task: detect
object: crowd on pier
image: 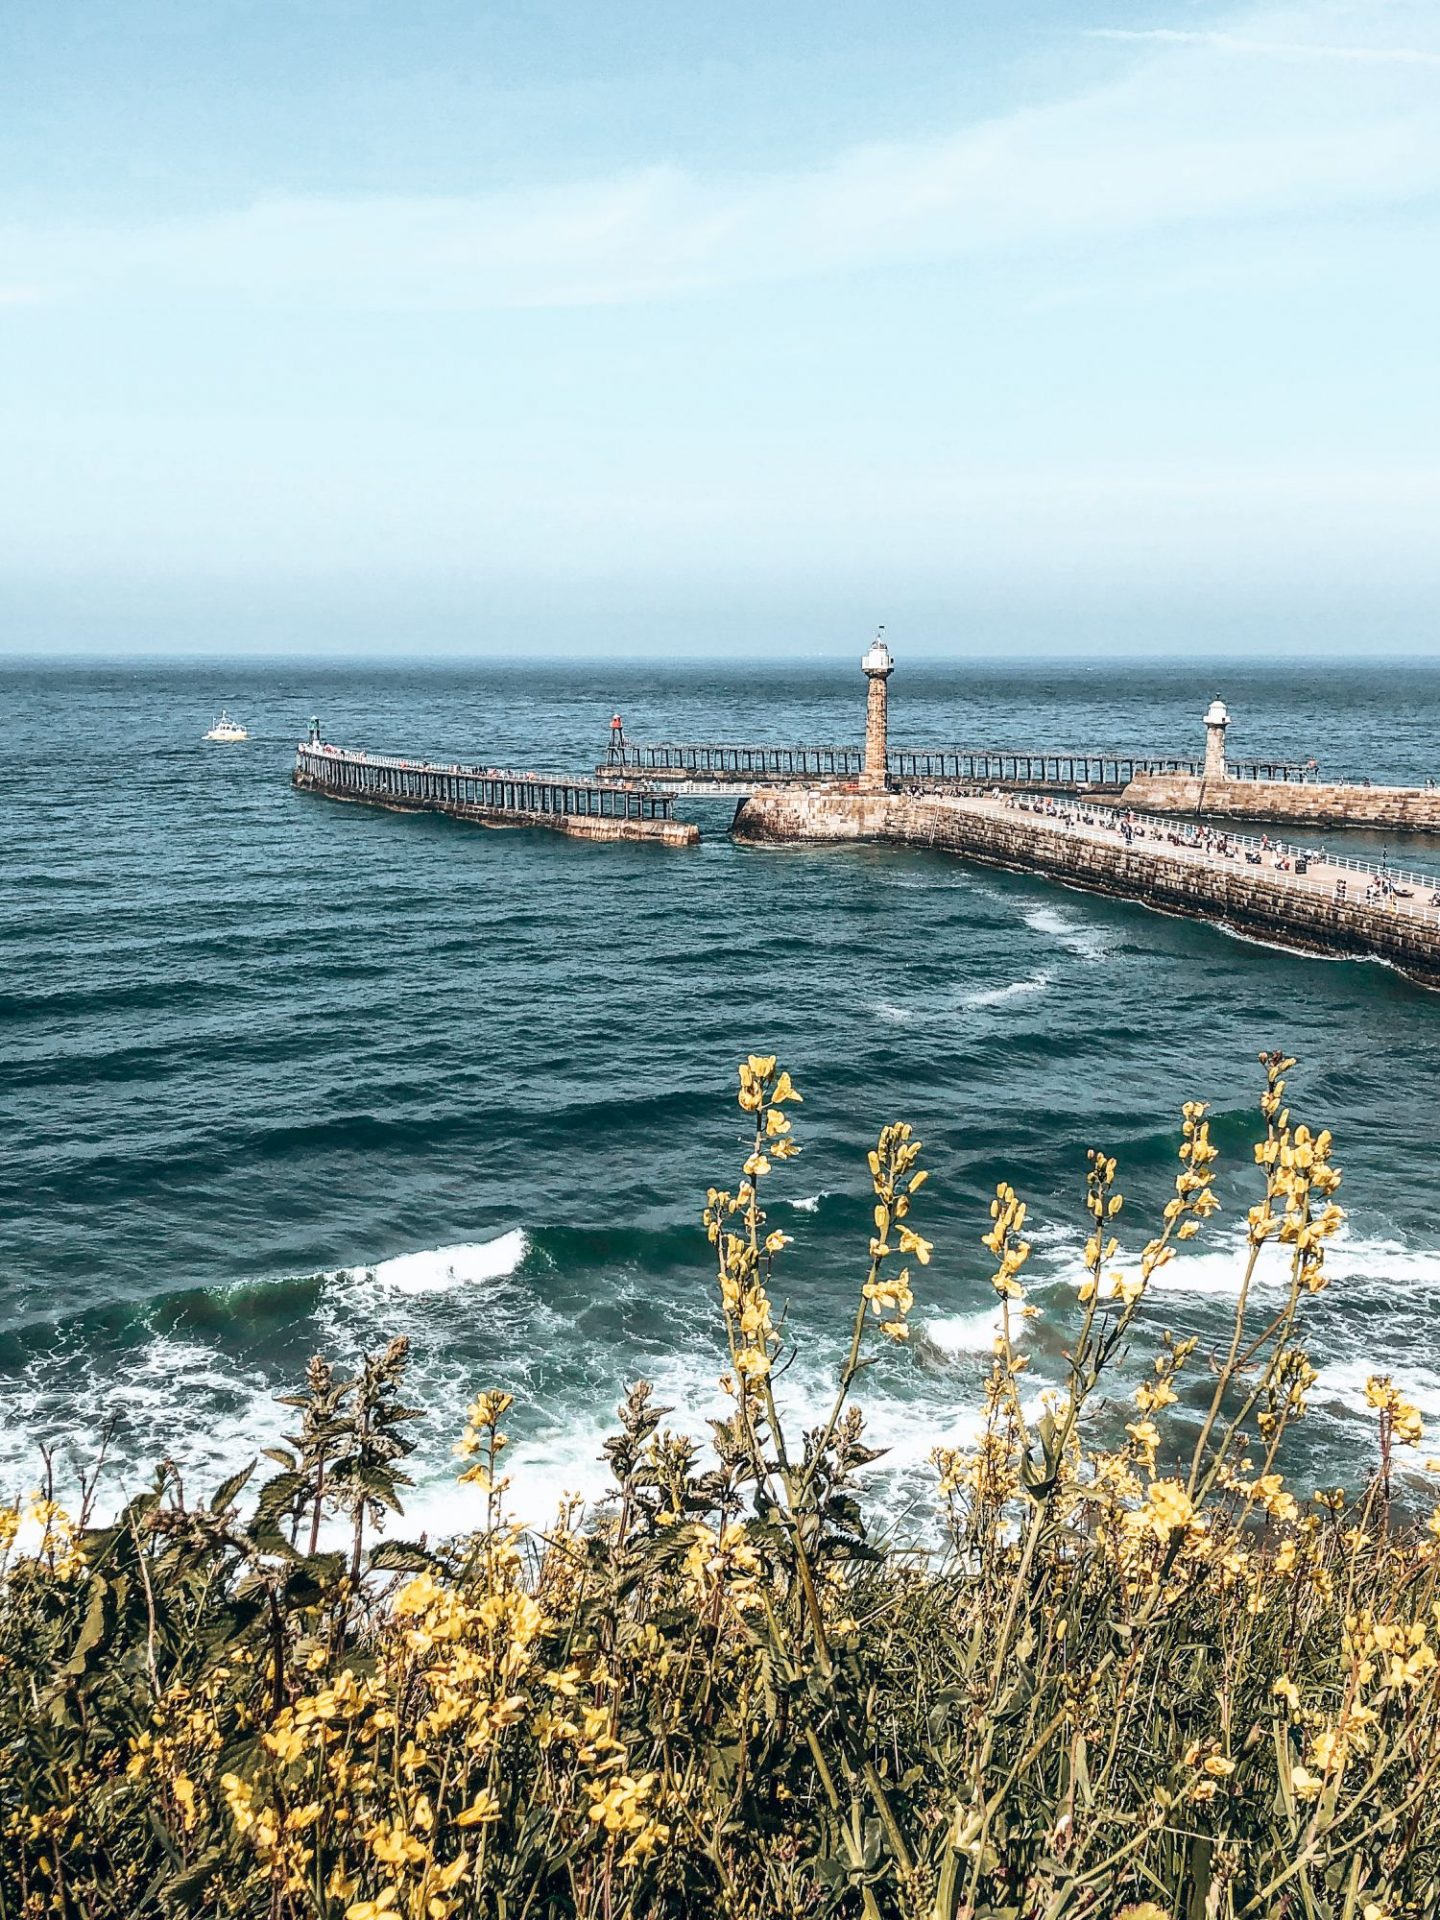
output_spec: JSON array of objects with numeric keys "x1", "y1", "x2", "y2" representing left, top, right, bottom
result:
[{"x1": 999, "y1": 791, "x2": 1440, "y2": 911}]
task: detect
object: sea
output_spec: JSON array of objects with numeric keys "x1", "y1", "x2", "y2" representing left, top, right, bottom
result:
[{"x1": 4, "y1": 655, "x2": 1439, "y2": 1542}]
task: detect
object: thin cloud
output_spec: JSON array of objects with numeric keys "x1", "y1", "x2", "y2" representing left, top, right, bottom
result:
[
  {"x1": 1086, "y1": 28, "x2": 1440, "y2": 66},
  {"x1": 4, "y1": 6, "x2": 1439, "y2": 310}
]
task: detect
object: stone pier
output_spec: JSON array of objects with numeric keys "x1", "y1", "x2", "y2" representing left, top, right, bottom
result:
[
  {"x1": 1120, "y1": 695, "x2": 1440, "y2": 829},
  {"x1": 1121, "y1": 771, "x2": 1440, "y2": 832},
  {"x1": 732, "y1": 788, "x2": 1440, "y2": 991}
]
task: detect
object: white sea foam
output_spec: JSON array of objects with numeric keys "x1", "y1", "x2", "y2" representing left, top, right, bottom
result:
[
  {"x1": 788, "y1": 1192, "x2": 826, "y2": 1213},
  {"x1": 1323, "y1": 1236, "x2": 1440, "y2": 1295},
  {"x1": 960, "y1": 971, "x2": 1052, "y2": 1009},
  {"x1": 13, "y1": 1215, "x2": 1440, "y2": 1546},
  {"x1": 0, "y1": 1333, "x2": 292, "y2": 1512},
  {"x1": 1030, "y1": 1221, "x2": 1440, "y2": 1305},
  {"x1": 1314, "y1": 1359, "x2": 1440, "y2": 1423},
  {"x1": 0, "y1": 1232, "x2": 535, "y2": 1520},
  {"x1": 349, "y1": 1232, "x2": 528, "y2": 1297},
  {"x1": 1022, "y1": 903, "x2": 1109, "y2": 961},
  {"x1": 926, "y1": 1306, "x2": 1006, "y2": 1354},
  {"x1": 873, "y1": 1000, "x2": 916, "y2": 1025}
]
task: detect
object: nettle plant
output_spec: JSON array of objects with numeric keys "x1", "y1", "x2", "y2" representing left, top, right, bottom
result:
[{"x1": 2, "y1": 1054, "x2": 1439, "y2": 1920}]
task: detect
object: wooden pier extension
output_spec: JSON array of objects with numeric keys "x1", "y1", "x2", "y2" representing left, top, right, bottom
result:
[
  {"x1": 294, "y1": 741, "x2": 698, "y2": 847},
  {"x1": 599, "y1": 734, "x2": 1313, "y2": 796}
]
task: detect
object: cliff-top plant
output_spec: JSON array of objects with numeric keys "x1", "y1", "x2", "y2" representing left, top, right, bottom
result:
[{"x1": 2, "y1": 1053, "x2": 1438, "y2": 1919}]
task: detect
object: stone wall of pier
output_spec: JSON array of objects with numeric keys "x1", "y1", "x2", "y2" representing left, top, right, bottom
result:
[
  {"x1": 731, "y1": 789, "x2": 1440, "y2": 990},
  {"x1": 1121, "y1": 773, "x2": 1440, "y2": 832}
]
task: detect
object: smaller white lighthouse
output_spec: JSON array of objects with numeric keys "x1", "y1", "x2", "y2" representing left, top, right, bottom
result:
[
  {"x1": 861, "y1": 629, "x2": 894, "y2": 792},
  {"x1": 1203, "y1": 697, "x2": 1230, "y2": 781}
]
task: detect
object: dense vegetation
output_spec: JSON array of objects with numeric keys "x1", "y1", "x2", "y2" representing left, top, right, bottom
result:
[{"x1": 3, "y1": 1053, "x2": 1438, "y2": 1920}]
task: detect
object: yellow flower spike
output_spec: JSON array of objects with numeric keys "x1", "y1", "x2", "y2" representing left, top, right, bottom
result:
[{"x1": 172, "y1": 1776, "x2": 197, "y2": 1830}]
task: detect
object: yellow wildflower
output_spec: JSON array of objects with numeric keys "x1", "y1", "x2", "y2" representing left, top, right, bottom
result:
[{"x1": 455, "y1": 1791, "x2": 501, "y2": 1828}]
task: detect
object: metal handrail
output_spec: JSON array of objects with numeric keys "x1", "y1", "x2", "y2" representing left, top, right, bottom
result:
[{"x1": 300, "y1": 742, "x2": 619, "y2": 793}]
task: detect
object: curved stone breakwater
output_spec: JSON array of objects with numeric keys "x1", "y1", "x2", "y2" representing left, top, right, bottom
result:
[
  {"x1": 294, "y1": 742, "x2": 699, "y2": 847},
  {"x1": 733, "y1": 788, "x2": 1440, "y2": 991},
  {"x1": 1122, "y1": 772, "x2": 1440, "y2": 832}
]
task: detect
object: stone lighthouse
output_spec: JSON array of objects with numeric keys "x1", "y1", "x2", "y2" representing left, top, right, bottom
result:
[
  {"x1": 1203, "y1": 697, "x2": 1230, "y2": 781},
  {"x1": 861, "y1": 628, "x2": 894, "y2": 791}
]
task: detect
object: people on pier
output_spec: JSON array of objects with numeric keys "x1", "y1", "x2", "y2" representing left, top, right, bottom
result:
[{"x1": 993, "y1": 788, "x2": 1434, "y2": 915}]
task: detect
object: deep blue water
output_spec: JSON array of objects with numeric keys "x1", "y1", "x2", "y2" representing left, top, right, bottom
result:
[{"x1": 3, "y1": 656, "x2": 1439, "y2": 1535}]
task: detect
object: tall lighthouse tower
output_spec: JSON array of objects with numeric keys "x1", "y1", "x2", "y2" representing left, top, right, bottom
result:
[{"x1": 861, "y1": 628, "x2": 894, "y2": 792}]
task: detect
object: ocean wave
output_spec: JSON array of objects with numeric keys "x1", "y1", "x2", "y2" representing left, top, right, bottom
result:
[
  {"x1": 343, "y1": 1232, "x2": 528, "y2": 1297},
  {"x1": 1025, "y1": 1218, "x2": 1440, "y2": 1305},
  {"x1": 0, "y1": 1332, "x2": 292, "y2": 1509},
  {"x1": 960, "y1": 971, "x2": 1052, "y2": 1009},
  {"x1": 0, "y1": 1265, "x2": 992, "y2": 1547},
  {"x1": 1021, "y1": 904, "x2": 1110, "y2": 961},
  {"x1": 1313, "y1": 1358, "x2": 1440, "y2": 1423},
  {"x1": 8, "y1": 1217, "x2": 1440, "y2": 1546},
  {"x1": 926, "y1": 1306, "x2": 1006, "y2": 1354}
]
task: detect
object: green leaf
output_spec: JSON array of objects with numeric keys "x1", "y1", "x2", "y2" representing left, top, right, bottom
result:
[
  {"x1": 368, "y1": 1539, "x2": 437, "y2": 1573},
  {"x1": 62, "y1": 1578, "x2": 109, "y2": 1676},
  {"x1": 209, "y1": 1463, "x2": 257, "y2": 1515}
]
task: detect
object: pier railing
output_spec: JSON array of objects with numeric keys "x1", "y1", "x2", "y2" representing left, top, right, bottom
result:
[
  {"x1": 888, "y1": 749, "x2": 1205, "y2": 787},
  {"x1": 602, "y1": 739, "x2": 1316, "y2": 789},
  {"x1": 1003, "y1": 793, "x2": 1440, "y2": 926},
  {"x1": 604, "y1": 741, "x2": 865, "y2": 778},
  {"x1": 297, "y1": 743, "x2": 679, "y2": 822}
]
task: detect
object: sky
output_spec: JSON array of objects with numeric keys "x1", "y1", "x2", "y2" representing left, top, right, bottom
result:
[{"x1": 1, "y1": 0, "x2": 1438, "y2": 658}]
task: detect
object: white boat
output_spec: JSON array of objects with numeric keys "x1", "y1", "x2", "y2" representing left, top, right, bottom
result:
[{"x1": 204, "y1": 710, "x2": 249, "y2": 742}]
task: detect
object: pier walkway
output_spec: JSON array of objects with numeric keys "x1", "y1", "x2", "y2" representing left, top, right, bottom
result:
[
  {"x1": 732, "y1": 786, "x2": 1440, "y2": 990},
  {"x1": 997, "y1": 794, "x2": 1440, "y2": 929},
  {"x1": 293, "y1": 741, "x2": 698, "y2": 847},
  {"x1": 598, "y1": 734, "x2": 1312, "y2": 795}
]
